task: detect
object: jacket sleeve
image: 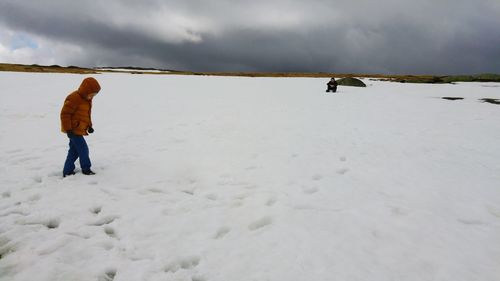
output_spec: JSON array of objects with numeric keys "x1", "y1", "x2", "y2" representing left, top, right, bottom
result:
[
  {"x1": 89, "y1": 100, "x2": 93, "y2": 128},
  {"x1": 60, "y1": 97, "x2": 78, "y2": 132}
]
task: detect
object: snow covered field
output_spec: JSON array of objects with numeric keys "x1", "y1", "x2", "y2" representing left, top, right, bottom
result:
[{"x1": 0, "y1": 72, "x2": 499, "y2": 281}]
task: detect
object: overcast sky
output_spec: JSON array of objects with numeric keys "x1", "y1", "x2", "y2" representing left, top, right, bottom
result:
[{"x1": 1, "y1": 0, "x2": 499, "y2": 74}]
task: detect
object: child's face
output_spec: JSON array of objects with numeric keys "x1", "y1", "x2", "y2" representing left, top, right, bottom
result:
[{"x1": 87, "y1": 92, "x2": 98, "y2": 100}]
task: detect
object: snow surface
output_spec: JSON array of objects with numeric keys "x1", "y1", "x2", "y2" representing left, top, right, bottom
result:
[{"x1": 0, "y1": 72, "x2": 499, "y2": 281}]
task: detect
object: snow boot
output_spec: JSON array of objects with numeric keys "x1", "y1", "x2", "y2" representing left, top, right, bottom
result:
[
  {"x1": 63, "y1": 171, "x2": 76, "y2": 177},
  {"x1": 82, "y1": 170, "x2": 96, "y2": 175}
]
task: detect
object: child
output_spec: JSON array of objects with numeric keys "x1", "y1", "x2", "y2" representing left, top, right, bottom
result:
[{"x1": 60, "y1": 77, "x2": 101, "y2": 177}]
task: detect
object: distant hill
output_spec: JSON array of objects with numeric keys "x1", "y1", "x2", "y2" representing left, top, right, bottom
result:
[
  {"x1": 0, "y1": 63, "x2": 97, "y2": 74},
  {"x1": 1, "y1": 63, "x2": 499, "y2": 83}
]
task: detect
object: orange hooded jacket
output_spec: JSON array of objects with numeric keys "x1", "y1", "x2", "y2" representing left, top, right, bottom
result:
[{"x1": 60, "y1": 77, "x2": 101, "y2": 136}]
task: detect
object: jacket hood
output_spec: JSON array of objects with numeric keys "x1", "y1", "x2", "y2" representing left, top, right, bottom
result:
[{"x1": 78, "y1": 77, "x2": 101, "y2": 98}]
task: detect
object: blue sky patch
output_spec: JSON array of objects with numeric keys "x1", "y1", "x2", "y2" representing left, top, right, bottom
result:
[{"x1": 10, "y1": 33, "x2": 38, "y2": 50}]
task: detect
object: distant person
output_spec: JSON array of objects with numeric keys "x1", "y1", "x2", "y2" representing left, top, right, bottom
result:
[
  {"x1": 326, "y1": 77, "x2": 338, "y2": 93},
  {"x1": 60, "y1": 77, "x2": 101, "y2": 177}
]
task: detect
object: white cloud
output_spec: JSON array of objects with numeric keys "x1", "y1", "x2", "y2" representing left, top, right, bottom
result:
[
  {"x1": 99, "y1": 3, "x2": 216, "y2": 44},
  {"x1": 0, "y1": 27, "x2": 85, "y2": 66}
]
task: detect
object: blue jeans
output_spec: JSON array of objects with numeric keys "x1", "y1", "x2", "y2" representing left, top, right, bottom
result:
[{"x1": 63, "y1": 135, "x2": 91, "y2": 175}]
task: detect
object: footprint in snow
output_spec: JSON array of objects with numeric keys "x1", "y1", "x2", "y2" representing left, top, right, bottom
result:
[
  {"x1": 89, "y1": 215, "x2": 119, "y2": 226},
  {"x1": 390, "y1": 206, "x2": 410, "y2": 216},
  {"x1": 90, "y1": 206, "x2": 102, "y2": 215},
  {"x1": 5, "y1": 149, "x2": 23, "y2": 154},
  {"x1": 0, "y1": 236, "x2": 14, "y2": 258},
  {"x1": 205, "y1": 193, "x2": 218, "y2": 200},
  {"x1": 66, "y1": 231, "x2": 92, "y2": 239},
  {"x1": 233, "y1": 193, "x2": 250, "y2": 200},
  {"x1": 98, "y1": 269, "x2": 117, "y2": 281},
  {"x1": 32, "y1": 176, "x2": 43, "y2": 184},
  {"x1": 213, "y1": 227, "x2": 230, "y2": 239},
  {"x1": 230, "y1": 200, "x2": 244, "y2": 208},
  {"x1": 182, "y1": 190, "x2": 195, "y2": 196},
  {"x1": 48, "y1": 171, "x2": 62, "y2": 178},
  {"x1": 104, "y1": 226, "x2": 119, "y2": 239},
  {"x1": 147, "y1": 187, "x2": 166, "y2": 193},
  {"x1": 136, "y1": 187, "x2": 161, "y2": 196},
  {"x1": 0, "y1": 209, "x2": 29, "y2": 217},
  {"x1": 302, "y1": 186, "x2": 319, "y2": 194},
  {"x1": 45, "y1": 218, "x2": 61, "y2": 229},
  {"x1": 311, "y1": 174, "x2": 323, "y2": 181},
  {"x1": 16, "y1": 217, "x2": 60, "y2": 229},
  {"x1": 248, "y1": 216, "x2": 273, "y2": 231},
  {"x1": 336, "y1": 168, "x2": 349, "y2": 175},
  {"x1": 164, "y1": 256, "x2": 201, "y2": 273},
  {"x1": 99, "y1": 188, "x2": 114, "y2": 195},
  {"x1": 37, "y1": 236, "x2": 73, "y2": 255},
  {"x1": 266, "y1": 197, "x2": 277, "y2": 206},
  {"x1": 457, "y1": 218, "x2": 488, "y2": 226}
]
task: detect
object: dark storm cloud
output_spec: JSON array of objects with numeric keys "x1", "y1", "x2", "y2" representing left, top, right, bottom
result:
[{"x1": 1, "y1": 0, "x2": 499, "y2": 74}]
